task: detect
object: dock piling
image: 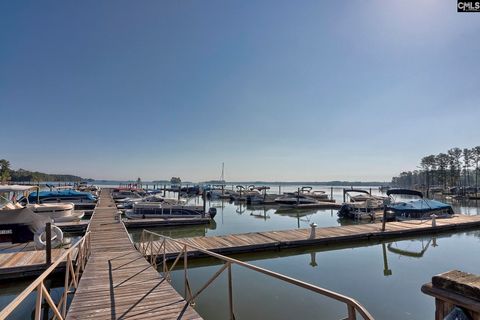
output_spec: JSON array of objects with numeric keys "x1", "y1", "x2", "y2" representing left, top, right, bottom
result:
[
  {"x1": 309, "y1": 223, "x2": 317, "y2": 239},
  {"x1": 45, "y1": 222, "x2": 52, "y2": 265}
]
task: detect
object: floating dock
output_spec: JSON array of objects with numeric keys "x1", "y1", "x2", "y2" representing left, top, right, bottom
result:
[
  {"x1": 0, "y1": 248, "x2": 76, "y2": 280},
  {"x1": 66, "y1": 189, "x2": 201, "y2": 319},
  {"x1": 139, "y1": 214, "x2": 480, "y2": 260}
]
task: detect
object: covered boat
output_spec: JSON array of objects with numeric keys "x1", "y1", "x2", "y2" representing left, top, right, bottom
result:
[
  {"x1": 386, "y1": 189, "x2": 454, "y2": 221},
  {"x1": 22, "y1": 189, "x2": 97, "y2": 210}
]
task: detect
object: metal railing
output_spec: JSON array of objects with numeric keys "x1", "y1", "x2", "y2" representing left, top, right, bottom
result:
[
  {"x1": 139, "y1": 229, "x2": 374, "y2": 320},
  {"x1": 0, "y1": 232, "x2": 91, "y2": 320}
]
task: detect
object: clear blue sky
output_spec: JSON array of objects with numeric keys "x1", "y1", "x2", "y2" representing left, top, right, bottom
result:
[{"x1": 1, "y1": 0, "x2": 479, "y2": 182}]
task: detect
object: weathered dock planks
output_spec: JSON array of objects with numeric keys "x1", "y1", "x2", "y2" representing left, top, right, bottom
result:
[
  {"x1": 139, "y1": 214, "x2": 480, "y2": 260},
  {"x1": 0, "y1": 248, "x2": 75, "y2": 279},
  {"x1": 66, "y1": 189, "x2": 201, "y2": 320}
]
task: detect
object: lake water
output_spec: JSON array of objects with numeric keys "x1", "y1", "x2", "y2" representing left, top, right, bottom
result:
[
  {"x1": 131, "y1": 186, "x2": 480, "y2": 319},
  {"x1": 1, "y1": 186, "x2": 479, "y2": 319}
]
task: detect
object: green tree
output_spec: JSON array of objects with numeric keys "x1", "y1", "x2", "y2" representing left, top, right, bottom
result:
[
  {"x1": 420, "y1": 155, "x2": 436, "y2": 190},
  {"x1": 0, "y1": 159, "x2": 11, "y2": 183},
  {"x1": 463, "y1": 148, "x2": 472, "y2": 187},
  {"x1": 473, "y1": 146, "x2": 480, "y2": 194},
  {"x1": 435, "y1": 153, "x2": 449, "y2": 189},
  {"x1": 448, "y1": 148, "x2": 462, "y2": 187}
]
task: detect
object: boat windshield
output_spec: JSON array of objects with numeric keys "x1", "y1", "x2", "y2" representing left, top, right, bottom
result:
[{"x1": 0, "y1": 185, "x2": 38, "y2": 208}]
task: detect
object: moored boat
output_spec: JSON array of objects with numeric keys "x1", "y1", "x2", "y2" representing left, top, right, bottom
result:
[
  {"x1": 125, "y1": 202, "x2": 217, "y2": 219},
  {"x1": 274, "y1": 194, "x2": 319, "y2": 206},
  {"x1": 385, "y1": 189, "x2": 454, "y2": 221},
  {"x1": 22, "y1": 189, "x2": 97, "y2": 210},
  {"x1": 0, "y1": 185, "x2": 65, "y2": 248},
  {"x1": 5, "y1": 185, "x2": 84, "y2": 222},
  {"x1": 337, "y1": 189, "x2": 385, "y2": 220}
]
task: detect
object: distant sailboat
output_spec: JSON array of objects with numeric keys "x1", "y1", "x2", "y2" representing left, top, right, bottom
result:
[{"x1": 220, "y1": 162, "x2": 225, "y2": 185}]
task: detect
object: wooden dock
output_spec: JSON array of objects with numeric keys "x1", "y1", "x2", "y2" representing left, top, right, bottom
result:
[
  {"x1": 66, "y1": 189, "x2": 201, "y2": 320},
  {"x1": 0, "y1": 248, "x2": 75, "y2": 280},
  {"x1": 140, "y1": 214, "x2": 480, "y2": 260}
]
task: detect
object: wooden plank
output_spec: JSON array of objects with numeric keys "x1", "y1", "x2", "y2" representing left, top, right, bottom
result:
[{"x1": 143, "y1": 215, "x2": 480, "y2": 260}]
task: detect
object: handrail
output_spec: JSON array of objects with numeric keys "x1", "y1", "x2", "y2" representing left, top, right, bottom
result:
[
  {"x1": 0, "y1": 231, "x2": 91, "y2": 320},
  {"x1": 140, "y1": 229, "x2": 374, "y2": 320}
]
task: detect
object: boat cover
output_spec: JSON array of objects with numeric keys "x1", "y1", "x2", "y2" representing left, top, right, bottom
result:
[
  {"x1": 388, "y1": 199, "x2": 450, "y2": 211},
  {"x1": 26, "y1": 190, "x2": 96, "y2": 202}
]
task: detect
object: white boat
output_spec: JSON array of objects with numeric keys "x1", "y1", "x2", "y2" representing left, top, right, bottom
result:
[
  {"x1": 4, "y1": 185, "x2": 85, "y2": 223},
  {"x1": 297, "y1": 187, "x2": 331, "y2": 201},
  {"x1": 119, "y1": 195, "x2": 181, "y2": 209},
  {"x1": 337, "y1": 189, "x2": 385, "y2": 220},
  {"x1": 27, "y1": 203, "x2": 84, "y2": 222},
  {"x1": 0, "y1": 185, "x2": 65, "y2": 248},
  {"x1": 125, "y1": 202, "x2": 216, "y2": 219},
  {"x1": 274, "y1": 194, "x2": 319, "y2": 206}
]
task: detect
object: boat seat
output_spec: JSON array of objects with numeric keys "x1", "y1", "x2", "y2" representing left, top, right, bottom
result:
[
  {"x1": 1, "y1": 203, "x2": 16, "y2": 210},
  {"x1": 14, "y1": 202, "x2": 24, "y2": 209}
]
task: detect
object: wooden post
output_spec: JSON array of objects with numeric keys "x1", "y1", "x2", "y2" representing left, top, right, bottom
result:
[
  {"x1": 331, "y1": 187, "x2": 333, "y2": 201},
  {"x1": 382, "y1": 243, "x2": 392, "y2": 276},
  {"x1": 382, "y1": 208, "x2": 387, "y2": 232},
  {"x1": 228, "y1": 263, "x2": 234, "y2": 320},
  {"x1": 343, "y1": 189, "x2": 346, "y2": 203},
  {"x1": 163, "y1": 185, "x2": 166, "y2": 197},
  {"x1": 297, "y1": 188, "x2": 300, "y2": 206},
  {"x1": 422, "y1": 270, "x2": 480, "y2": 320},
  {"x1": 202, "y1": 192, "x2": 206, "y2": 218},
  {"x1": 34, "y1": 283, "x2": 43, "y2": 320},
  {"x1": 278, "y1": 185, "x2": 281, "y2": 195},
  {"x1": 46, "y1": 222, "x2": 52, "y2": 265}
]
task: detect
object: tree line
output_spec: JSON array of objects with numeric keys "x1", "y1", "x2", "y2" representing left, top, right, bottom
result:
[
  {"x1": 0, "y1": 159, "x2": 84, "y2": 183},
  {"x1": 391, "y1": 147, "x2": 480, "y2": 191}
]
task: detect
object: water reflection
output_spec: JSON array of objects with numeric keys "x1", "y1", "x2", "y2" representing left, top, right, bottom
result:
[
  {"x1": 129, "y1": 186, "x2": 480, "y2": 241},
  {"x1": 164, "y1": 232, "x2": 480, "y2": 320},
  {"x1": 0, "y1": 276, "x2": 67, "y2": 320}
]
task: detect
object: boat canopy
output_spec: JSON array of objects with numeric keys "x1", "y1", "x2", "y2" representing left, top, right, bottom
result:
[
  {"x1": 387, "y1": 189, "x2": 423, "y2": 198},
  {"x1": 344, "y1": 189, "x2": 370, "y2": 195},
  {"x1": 0, "y1": 185, "x2": 38, "y2": 193},
  {"x1": 26, "y1": 189, "x2": 96, "y2": 202}
]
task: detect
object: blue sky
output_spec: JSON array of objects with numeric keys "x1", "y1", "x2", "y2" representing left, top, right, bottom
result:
[{"x1": 1, "y1": 0, "x2": 479, "y2": 182}]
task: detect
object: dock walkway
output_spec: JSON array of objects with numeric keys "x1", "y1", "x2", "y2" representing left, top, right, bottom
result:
[
  {"x1": 140, "y1": 214, "x2": 480, "y2": 259},
  {"x1": 66, "y1": 189, "x2": 201, "y2": 320}
]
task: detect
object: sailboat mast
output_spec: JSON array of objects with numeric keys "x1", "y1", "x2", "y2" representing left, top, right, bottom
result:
[{"x1": 221, "y1": 162, "x2": 224, "y2": 182}]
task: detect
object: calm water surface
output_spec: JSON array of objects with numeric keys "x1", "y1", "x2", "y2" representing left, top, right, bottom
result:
[
  {"x1": 1, "y1": 186, "x2": 479, "y2": 319},
  {"x1": 134, "y1": 186, "x2": 480, "y2": 319},
  {"x1": 165, "y1": 231, "x2": 480, "y2": 320}
]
